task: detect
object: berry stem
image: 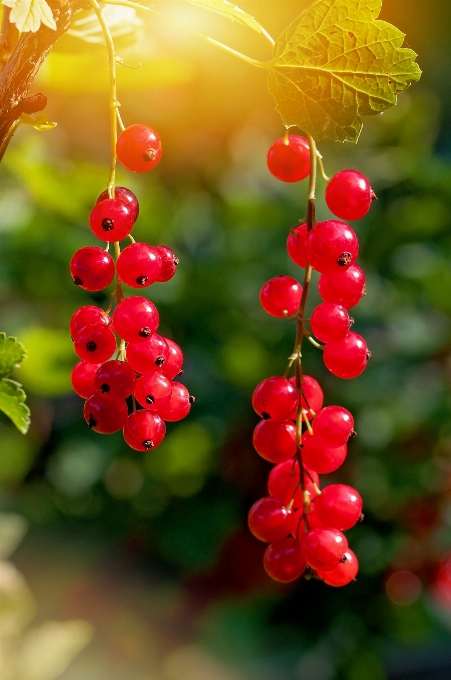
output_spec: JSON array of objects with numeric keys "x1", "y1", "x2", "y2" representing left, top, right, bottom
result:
[{"x1": 316, "y1": 151, "x2": 330, "y2": 183}]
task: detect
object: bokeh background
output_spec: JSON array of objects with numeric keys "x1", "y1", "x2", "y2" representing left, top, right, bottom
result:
[{"x1": 1, "y1": 1, "x2": 451, "y2": 679}]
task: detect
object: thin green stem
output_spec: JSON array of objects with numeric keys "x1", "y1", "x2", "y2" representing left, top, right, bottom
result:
[{"x1": 316, "y1": 150, "x2": 330, "y2": 183}]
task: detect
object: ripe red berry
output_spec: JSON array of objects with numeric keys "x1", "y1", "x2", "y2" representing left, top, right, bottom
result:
[
  {"x1": 310, "y1": 303, "x2": 351, "y2": 343},
  {"x1": 113, "y1": 296, "x2": 159, "y2": 344},
  {"x1": 325, "y1": 170, "x2": 373, "y2": 221},
  {"x1": 323, "y1": 332, "x2": 369, "y2": 379},
  {"x1": 301, "y1": 432, "x2": 347, "y2": 474},
  {"x1": 267, "y1": 135, "x2": 310, "y2": 183},
  {"x1": 318, "y1": 264, "x2": 365, "y2": 309},
  {"x1": 252, "y1": 376, "x2": 299, "y2": 421},
  {"x1": 74, "y1": 323, "x2": 117, "y2": 363},
  {"x1": 263, "y1": 537, "x2": 307, "y2": 582},
  {"x1": 83, "y1": 393, "x2": 128, "y2": 433},
  {"x1": 96, "y1": 186, "x2": 139, "y2": 222},
  {"x1": 317, "y1": 549, "x2": 359, "y2": 586},
  {"x1": 155, "y1": 246, "x2": 179, "y2": 282},
  {"x1": 126, "y1": 334, "x2": 169, "y2": 374},
  {"x1": 94, "y1": 360, "x2": 136, "y2": 401},
  {"x1": 268, "y1": 460, "x2": 319, "y2": 507},
  {"x1": 287, "y1": 223, "x2": 308, "y2": 268},
  {"x1": 134, "y1": 372, "x2": 172, "y2": 411},
  {"x1": 160, "y1": 338, "x2": 184, "y2": 379},
  {"x1": 260, "y1": 276, "x2": 303, "y2": 318},
  {"x1": 306, "y1": 220, "x2": 359, "y2": 274},
  {"x1": 116, "y1": 124, "x2": 162, "y2": 173},
  {"x1": 313, "y1": 406, "x2": 354, "y2": 447},
  {"x1": 248, "y1": 497, "x2": 292, "y2": 543},
  {"x1": 70, "y1": 305, "x2": 111, "y2": 341},
  {"x1": 289, "y1": 375, "x2": 324, "y2": 419},
  {"x1": 70, "y1": 246, "x2": 115, "y2": 291},
  {"x1": 90, "y1": 198, "x2": 135, "y2": 242},
  {"x1": 253, "y1": 419, "x2": 296, "y2": 464},
  {"x1": 314, "y1": 484, "x2": 362, "y2": 531},
  {"x1": 117, "y1": 243, "x2": 162, "y2": 288},
  {"x1": 301, "y1": 528, "x2": 348, "y2": 572},
  {"x1": 123, "y1": 410, "x2": 166, "y2": 451},
  {"x1": 157, "y1": 382, "x2": 193, "y2": 422},
  {"x1": 71, "y1": 361, "x2": 101, "y2": 399}
]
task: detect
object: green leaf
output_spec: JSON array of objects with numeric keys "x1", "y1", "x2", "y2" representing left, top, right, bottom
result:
[
  {"x1": 186, "y1": 0, "x2": 270, "y2": 38},
  {"x1": 0, "y1": 379, "x2": 30, "y2": 435},
  {"x1": 19, "y1": 113, "x2": 57, "y2": 132},
  {"x1": 3, "y1": 0, "x2": 56, "y2": 33},
  {"x1": 267, "y1": 0, "x2": 421, "y2": 142},
  {"x1": 0, "y1": 333, "x2": 26, "y2": 380}
]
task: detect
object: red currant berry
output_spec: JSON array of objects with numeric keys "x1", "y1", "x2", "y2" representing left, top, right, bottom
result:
[
  {"x1": 123, "y1": 410, "x2": 166, "y2": 451},
  {"x1": 160, "y1": 338, "x2": 184, "y2": 380},
  {"x1": 313, "y1": 406, "x2": 354, "y2": 447},
  {"x1": 94, "y1": 360, "x2": 136, "y2": 401},
  {"x1": 260, "y1": 276, "x2": 302, "y2": 318},
  {"x1": 126, "y1": 334, "x2": 169, "y2": 374},
  {"x1": 90, "y1": 198, "x2": 135, "y2": 242},
  {"x1": 268, "y1": 460, "x2": 319, "y2": 507},
  {"x1": 267, "y1": 135, "x2": 310, "y2": 183},
  {"x1": 83, "y1": 393, "x2": 128, "y2": 434},
  {"x1": 307, "y1": 220, "x2": 359, "y2": 274},
  {"x1": 252, "y1": 376, "x2": 299, "y2": 421},
  {"x1": 263, "y1": 537, "x2": 307, "y2": 582},
  {"x1": 248, "y1": 497, "x2": 292, "y2": 543},
  {"x1": 301, "y1": 528, "x2": 348, "y2": 572},
  {"x1": 157, "y1": 382, "x2": 193, "y2": 422},
  {"x1": 310, "y1": 303, "x2": 351, "y2": 343},
  {"x1": 134, "y1": 372, "x2": 172, "y2": 411},
  {"x1": 96, "y1": 186, "x2": 139, "y2": 222},
  {"x1": 155, "y1": 246, "x2": 179, "y2": 282},
  {"x1": 317, "y1": 549, "x2": 359, "y2": 586},
  {"x1": 323, "y1": 332, "x2": 369, "y2": 379},
  {"x1": 253, "y1": 419, "x2": 296, "y2": 464},
  {"x1": 70, "y1": 246, "x2": 115, "y2": 291},
  {"x1": 287, "y1": 222, "x2": 308, "y2": 268},
  {"x1": 301, "y1": 432, "x2": 347, "y2": 474},
  {"x1": 74, "y1": 323, "x2": 117, "y2": 363},
  {"x1": 70, "y1": 305, "x2": 111, "y2": 341},
  {"x1": 325, "y1": 170, "x2": 373, "y2": 221},
  {"x1": 318, "y1": 265, "x2": 365, "y2": 309},
  {"x1": 314, "y1": 484, "x2": 362, "y2": 531},
  {"x1": 71, "y1": 361, "x2": 101, "y2": 399},
  {"x1": 289, "y1": 375, "x2": 324, "y2": 419},
  {"x1": 116, "y1": 124, "x2": 162, "y2": 173},
  {"x1": 117, "y1": 243, "x2": 162, "y2": 288},
  {"x1": 113, "y1": 296, "x2": 159, "y2": 344}
]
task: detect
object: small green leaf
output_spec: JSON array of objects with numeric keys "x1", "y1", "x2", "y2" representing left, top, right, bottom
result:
[
  {"x1": 3, "y1": 0, "x2": 57, "y2": 33},
  {"x1": 0, "y1": 379, "x2": 30, "y2": 435},
  {"x1": 267, "y1": 0, "x2": 421, "y2": 142},
  {"x1": 186, "y1": 0, "x2": 270, "y2": 38},
  {"x1": 19, "y1": 113, "x2": 57, "y2": 132},
  {"x1": 0, "y1": 333, "x2": 26, "y2": 380}
]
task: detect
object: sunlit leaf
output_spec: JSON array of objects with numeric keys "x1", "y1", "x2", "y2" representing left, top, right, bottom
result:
[
  {"x1": 0, "y1": 333, "x2": 26, "y2": 379},
  {"x1": 19, "y1": 113, "x2": 57, "y2": 132},
  {"x1": 3, "y1": 0, "x2": 56, "y2": 33},
  {"x1": 186, "y1": 0, "x2": 271, "y2": 39},
  {"x1": 55, "y1": 5, "x2": 143, "y2": 53},
  {"x1": 0, "y1": 379, "x2": 30, "y2": 435}
]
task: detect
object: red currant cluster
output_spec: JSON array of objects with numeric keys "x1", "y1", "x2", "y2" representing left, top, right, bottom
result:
[
  {"x1": 69, "y1": 125, "x2": 193, "y2": 451},
  {"x1": 247, "y1": 134, "x2": 373, "y2": 586}
]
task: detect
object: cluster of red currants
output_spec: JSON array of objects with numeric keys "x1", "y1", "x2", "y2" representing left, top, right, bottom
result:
[
  {"x1": 246, "y1": 134, "x2": 373, "y2": 586},
  {"x1": 69, "y1": 125, "x2": 193, "y2": 451}
]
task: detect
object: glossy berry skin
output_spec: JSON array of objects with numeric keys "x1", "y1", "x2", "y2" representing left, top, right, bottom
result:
[
  {"x1": 117, "y1": 243, "x2": 162, "y2": 288},
  {"x1": 310, "y1": 303, "x2": 350, "y2": 343},
  {"x1": 113, "y1": 296, "x2": 159, "y2": 344},
  {"x1": 287, "y1": 223, "x2": 308, "y2": 268},
  {"x1": 155, "y1": 246, "x2": 178, "y2": 282},
  {"x1": 97, "y1": 186, "x2": 139, "y2": 222},
  {"x1": 318, "y1": 264, "x2": 365, "y2": 309},
  {"x1": 268, "y1": 460, "x2": 319, "y2": 507},
  {"x1": 263, "y1": 537, "x2": 307, "y2": 582},
  {"x1": 83, "y1": 393, "x2": 128, "y2": 434},
  {"x1": 123, "y1": 410, "x2": 166, "y2": 451},
  {"x1": 70, "y1": 246, "x2": 115, "y2": 291},
  {"x1": 70, "y1": 306, "x2": 111, "y2": 341},
  {"x1": 117, "y1": 124, "x2": 162, "y2": 173},
  {"x1": 317, "y1": 549, "x2": 359, "y2": 586},
  {"x1": 314, "y1": 484, "x2": 362, "y2": 531},
  {"x1": 307, "y1": 220, "x2": 359, "y2": 274},
  {"x1": 289, "y1": 375, "x2": 324, "y2": 419},
  {"x1": 126, "y1": 334, "x2": 169, "y2": 374},
  {"x1": 71, "y1": 361, "x2": 101, "y2": 399},
  {"x1": 248, "y1": 497, "x2": 292, "y2": 543},
  {"x1": 134, "y1": 372, "x2": 172, "y2": 411},
  {"x1": 160, "y1": 338, "x2": 184, "y2": 379},
  {"x1": 252, "y1": 376, "x2": 299, "y2": 421},
  {"x1": 301, "y1": 528, "x2": 348, "y2": 572},
  {"x1": 74, "y1": 323, "x2": 117, "y2": 363},
  {"x1": 313, "y1": 406, "x2": 354, "y2": 447},
  {"x1": 301, "y1": 432, "x2": 347, "y2": 474},
  {"x1": 267, "y1": 135, "x2": 310, "y2": 183},
  {"x1": 260, "y1": 276, "x2": 302, "y2": 318},
  {"x1": 157, "y1": 382, "x2": 192, "y2": 422},
  {"x1": 253, "y1": 419, "x2": 296, "y2": 464},
  {"x1": 94, "y1": 360, "x2": 136, "y2": 401},
  {"x1": 90, "y1": 198, "x2": 135, "y2": 242},
  {"x1": 323, "y1": 332, "x2": 369, "y2": 379},
  {"x1": 326, "y1": 170, "x2": 372, "y2": 221}
]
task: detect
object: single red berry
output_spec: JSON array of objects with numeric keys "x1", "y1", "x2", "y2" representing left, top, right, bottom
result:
[
  {"x1": 117, "y1": 243, "x2": 162, "y2": 288},
  {"x1": 310, "y1": 302, "x2": 351, "y2": 343},
  {"x1": 123, "y1": 410, "x2": 166, "y2": 451},
  {"x1": 248, "y1": 497, "x2": 292, "y2": 543},
  {"x1": 90, "y1": 198, "x2": 135, "y2": 242},
  {"x1": 70, "y1": 246, "x2": 115, "y2": 291},
  {"x1": 117, "y1": 124, "x2": 162, "y2": 173},
  {"x1": 325, "y1": 170, "x2": 373, "y2": 221},
  {"x1": 287, "y1": 223, "x2": 308, "y2": 268},
  {"x1": 252, "y1": 376, "x2": 299, "y2": 421},
  {"x1": 155, "y1": 246, "x2": 179, "y2": 282},
  {"x1": 157, "y1": 382, "x2": 193, "y2": 422},
  {"x1": 318, "y1": 265, "x2": 365, "y2": 309},
  {"x1": 301, "y1": 528, "x2": 348, "y2": 572},
  {"x1": 83, "y1": 393, "x2": 128, "y2": 434},
  {"x1": 313, "y1": 406, "x2": 354, "y2": 447},
  {"x1": 289, "y1": 375, "x2": 324, "y2": 419},
  {"x1": 71, "y1": 361, "x2": 101, "y2": 399},
  {"x1": 160, "y1": 338, "x2": 184, "y2": 380},
  {"x1": 268, "y1": 460, "x2": 319, "y2": 507},
  {"x1": 74, "y1": 323, "x2": 117, "y2": 363},
  {"x1": 307, "y1": 220, "x2": 359, "y2": 274},
  {"x1": 253, "y1": 419, "x2": 297, "y2": 464},
  {"x1": 94, "y1": 360, "x2": 136, "y2": 401},
  {"x1": 126, "y1": 334, "x2": 169, "y2": 374},
  {"x1": 113, "y1": 296, "x2": 159, "y2": 344},
  {"x1": 260, "y1": 276, "x2": 303, "y2": 318},
  {"x1": 263, "y1": 537, "x2": 307, "y2": 582},
  {"x1": 314, "y1": 484, "x2": 362, "y2": 531},
  {"x1": 323, "y1": 332, "x2": 369, "y2": 379},
  {"x1": 70, "y1": 305, "x2": 111, "y2": 341},
  {"x1": 301, "y1": 432, "x2": 347, "y2": 474},
  {"x1": 134, "y1": 372, "x2": 172, "y2": 411},
  {"x1": 317, "y1": 549, "x2": 359, "y2": 586},
  {"x1": 267, "y1": 135, "x2": 310, "y2": 183},
  {"x1": 96, "y1": 186, "x2": 139, "y2": 222}
]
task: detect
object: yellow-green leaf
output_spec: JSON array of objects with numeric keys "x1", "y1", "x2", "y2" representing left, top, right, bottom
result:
[
  {"x1": 186, "y1": 0, "x2": 270, "y2": 38},
  {"x1": 0, "y1": 333, "x2": 26, "y2": 379},
  {"x1": 19, "y1": 113, "x2": 57, "y2": 132},
  {"x1": 0, "y1": 379, "x2": 30, "y2": 435},
  {"x1": 3, "y1": 0, "x2": 56, "y2": 33}
]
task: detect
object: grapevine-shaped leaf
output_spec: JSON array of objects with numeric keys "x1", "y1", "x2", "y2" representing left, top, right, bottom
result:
[
  {"x1": 186, "y1": 0, "x2": 270, "y2": 38},
  {"x1": 267, "y1": 0, "x2": 421, "y2": 142},
  {"x1": 2, "y1": 0, "x2": 56, "y2": 33},
  {"x1": 0, "y1": 379, "x2": 30, "y2": 435}
]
